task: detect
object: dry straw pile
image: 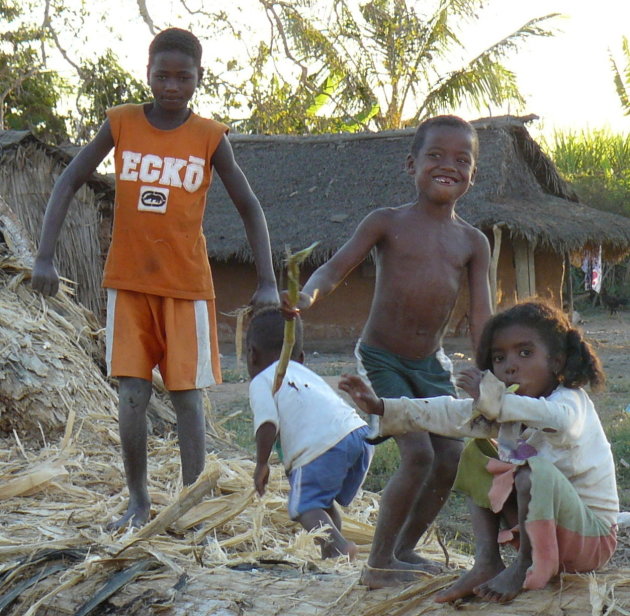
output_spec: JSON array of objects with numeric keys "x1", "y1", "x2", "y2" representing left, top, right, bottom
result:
[{"x1": 1, "y1": 196, "x2": 629, "y2": 615}]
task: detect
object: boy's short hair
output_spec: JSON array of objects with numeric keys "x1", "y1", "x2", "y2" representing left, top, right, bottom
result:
[
  {"x1": 410, "y1": 115, "x2": 479, "y2": 159},
  {"x1": 148, "y1": 27, "x2": 203, "y2": 67},
  {"x1": 246, "y1": 308, "x2": 304, "y2": 360}
]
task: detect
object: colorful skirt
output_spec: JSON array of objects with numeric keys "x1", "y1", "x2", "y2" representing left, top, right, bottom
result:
[{"x1": 453, "y1": 439, "x2": 617, "y2": 590}]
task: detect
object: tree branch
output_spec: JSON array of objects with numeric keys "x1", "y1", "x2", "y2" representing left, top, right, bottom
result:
[
  {"x1": 42, "y1": 9, "x2": 84, "y2": 78},
  {"x1": 136, "y1": 0, "x2": 157, "y2": 35}
]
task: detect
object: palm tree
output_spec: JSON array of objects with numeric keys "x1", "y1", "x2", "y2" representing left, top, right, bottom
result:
[
  {"x1": 254, "y1": 0, "x2": 559, "y2": 131},
  {"x1": 611, "y1": 36, "x2": 630, "y2": 117}
]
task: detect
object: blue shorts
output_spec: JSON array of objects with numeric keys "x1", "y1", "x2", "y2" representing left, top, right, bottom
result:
[{"x1": 287, "y1": 425, "x2": 374, "y2": 520}]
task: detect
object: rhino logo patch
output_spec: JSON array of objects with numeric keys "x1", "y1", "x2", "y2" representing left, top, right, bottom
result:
[{"x1": 137, "y1": 186, "x2": 169, "y2": 213}]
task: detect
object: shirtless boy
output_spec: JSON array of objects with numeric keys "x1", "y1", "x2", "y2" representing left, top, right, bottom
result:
[{"x1": 286, "y1": 115, "x2": 492, "y2": 588}]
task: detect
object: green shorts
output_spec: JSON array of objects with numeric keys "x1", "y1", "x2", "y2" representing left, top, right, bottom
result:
[
  {"x1": 355, "y1": 341, "x2": 456, "y2": 399},
  {"x1": 355, "y1": 341, "x2": 456, "y2": 443}
]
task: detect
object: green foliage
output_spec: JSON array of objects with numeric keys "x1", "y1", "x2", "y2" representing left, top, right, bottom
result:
[
  {"x1": 611, "y1": 36, "x2": 630, "y2": 117},
  {"x1": 0, "y1": 6, "x2": 69, "y2": 143},
  {"x1": 74, "y1": 50, "x2": 151, "y2": 141},
  {"x1": 607, "y1": 414, "x2": 630, "y2": 509},
  {"x1": 544, "y1": 129, "x2": 630, "y2": 218},
  {"x1": 245, "y1": 0, "x2": 559, "y2": 132}
]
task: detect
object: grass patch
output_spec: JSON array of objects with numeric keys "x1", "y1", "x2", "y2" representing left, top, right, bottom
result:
[
  {"x1": 436, "y1": 491, "x2": 474, "y2": 555},
  {"x1": 607, "y1": 413, "x2": 630, "y2": 509},
  {"x1": 221, "y1": 368, "x2": 248, "y2": 384},
  {"x1": 218, "y1": 409, "x2": 255, "y2": 451},
  {"x1": 363, "y1": 437, "x2": 400, "y2": 492}
]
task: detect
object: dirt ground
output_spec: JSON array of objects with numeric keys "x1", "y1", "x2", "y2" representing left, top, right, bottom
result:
[{"x1": 3, "y1": 309, "x2": 629, "y2": 616}]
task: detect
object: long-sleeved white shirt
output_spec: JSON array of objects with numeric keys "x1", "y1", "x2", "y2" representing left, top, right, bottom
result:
[{"x1": 380, "y1": 376, "x2": 619, "y2": 526}]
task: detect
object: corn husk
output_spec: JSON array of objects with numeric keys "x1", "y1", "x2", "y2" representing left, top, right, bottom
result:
[{"x1": 272, "y1": 242, "x2": 318, "y2": 393}]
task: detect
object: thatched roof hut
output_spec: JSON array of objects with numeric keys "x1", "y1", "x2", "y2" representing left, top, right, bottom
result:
[
  {"x1": 204, "y1": 115, "x2": 630, "y2": 341},
  {"x1": 0, "y1": 130, "x2": 113, "y2": 315},
  {"x1": 204, "y1": 114, "x2": 630, "y2": 264}
]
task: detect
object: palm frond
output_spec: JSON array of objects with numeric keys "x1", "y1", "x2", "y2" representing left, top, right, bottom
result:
[{"x1": 610, "y1": 36, "x2": 630, "y2": 117}]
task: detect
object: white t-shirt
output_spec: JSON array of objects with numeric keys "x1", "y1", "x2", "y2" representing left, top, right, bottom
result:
[
  {"x1": 380, "y1": 377, "x2": 619, "y2": 526},
  {"x1": 249, "y1": 360, "x2": 367, "y2": 472}
]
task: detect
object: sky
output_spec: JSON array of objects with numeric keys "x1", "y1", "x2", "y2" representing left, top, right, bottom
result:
[
  {"x1": 49, "y1": 0, "x2": 630, "y2": 137},
  {"x1": 471, "y1": 0, "x2": 630, "y2": 136}
]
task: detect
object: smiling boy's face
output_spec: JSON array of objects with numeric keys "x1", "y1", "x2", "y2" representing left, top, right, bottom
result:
[{"x1": 407, "y1": 125, "x2": 477, "y2": 206}]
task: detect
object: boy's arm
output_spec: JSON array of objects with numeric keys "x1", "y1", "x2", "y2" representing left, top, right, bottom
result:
[
  {"x1": 295, "y1": 210, "x2": 387, "y2": 310},
  {"x1": 467, "y1": 229, "x2": 493, "y2": 351},
  {"x1": 32, "y1": 121, "x2": 114, "y2": 296},
  {"x1": 212, "y1": 136, "x2": 279, "y2": 306},
  {"x1": 254, "y1": 421, "x2": 278, "y2": 496}
]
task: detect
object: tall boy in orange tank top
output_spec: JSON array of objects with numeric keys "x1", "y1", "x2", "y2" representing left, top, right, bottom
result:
[{"x1": 32, "y1": 28, "x2": 279, "y2": 529}]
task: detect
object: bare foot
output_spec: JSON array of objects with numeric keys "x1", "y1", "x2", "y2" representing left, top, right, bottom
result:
[
  {"x1": 473, "y1": 559, "x2": 529, "y2": 603},
  {"x1": 321, "y1": 539, "x2": 358, "y2": 560},
  {"x1": 434, "y1": 562, "x2": 505, "y2": 603},
  {"x1": 360, "y1": 560, "x2": 433, "y2": 589},
  {"x1": 107, "y1": 503, "x2": 150, "y2": 531},
  {"x1": 396, "y1": 550, "x2": 444, "y2": 574}
]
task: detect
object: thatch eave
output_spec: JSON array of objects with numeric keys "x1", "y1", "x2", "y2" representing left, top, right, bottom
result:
[
  {"x1": 0, "y1": 130, "x2": 114, "y2": 200},
  {"x1": 204, "y1": 114, "x2": 630, "y2": 266}
]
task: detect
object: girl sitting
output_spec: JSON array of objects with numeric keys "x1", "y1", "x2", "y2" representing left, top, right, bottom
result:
[{"x1": 339, "y1": 300, "x2": 618, "y2": 603}]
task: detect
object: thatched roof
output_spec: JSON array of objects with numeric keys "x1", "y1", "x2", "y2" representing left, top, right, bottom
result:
[
  {"x1": 0, "y1": 130, "x2": 113, "y2": 197},
  {"x1": 0, "y1": 130, "x2": 114, "y2": 315},
  {"x1": 204, "y1": 114, "x2": 630, "y2": 264}
]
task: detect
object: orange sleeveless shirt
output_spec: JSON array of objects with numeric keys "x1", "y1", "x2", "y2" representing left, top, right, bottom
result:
[{"x1": 102, "y1": 104, "x2": 228, "y2": 299}]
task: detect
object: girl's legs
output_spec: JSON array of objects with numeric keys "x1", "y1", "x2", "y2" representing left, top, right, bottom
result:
[
  {"x1": 435, "y1": 497, "x2": 505, "y2": 603},
  {"x1": 474, "y1": 466, "x2": 533, "y2": 603},
  {"x1": 108, "y1": 376, "x2": 153, "y2": 529}
]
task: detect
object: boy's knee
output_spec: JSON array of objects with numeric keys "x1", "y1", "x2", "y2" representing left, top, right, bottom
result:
[
  {"x1": 170, "y1": 388, "x2": 203, "y2": 413},
  {"x1": 430, "y1": 439, "x2": 462, "y2": 480},
  {"x1": 119, "y1": 377, "x2": 152, "y2": 408},
  {"x1": 399, "y1": 446, "x2": 434, "y2": 472}
]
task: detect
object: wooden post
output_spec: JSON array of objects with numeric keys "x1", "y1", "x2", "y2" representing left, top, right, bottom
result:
[
  {"x1": 514, "y1": 237, "x2": 536, "y2": 300},
  {"x1": 489, "y1": 225, "x2": 502, "y2": 311},
  {"x1": 564, "y1": 252, "x2": 573, "y2": 316}
]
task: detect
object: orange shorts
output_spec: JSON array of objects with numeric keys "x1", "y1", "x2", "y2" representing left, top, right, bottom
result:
[{"x1": 105, "y1": 289, "x2": 222, "y2": 390}]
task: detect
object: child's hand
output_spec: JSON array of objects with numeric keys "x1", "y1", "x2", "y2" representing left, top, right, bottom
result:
[
  {"x1": 455, "y1": 367, "x2": 483, "y2": 400},
  {"x1": 254, "y1": 461, "x2": 270, "y2": 496},
  {"x1": 338, "y1": 374, "x2": 384, "y2": 416},
  {"x1": 279, "y1": 289, "x2": 313, "y2": 319},
  {"x1": 31, "y1": 257, "x2": 60, "y2": 297}
]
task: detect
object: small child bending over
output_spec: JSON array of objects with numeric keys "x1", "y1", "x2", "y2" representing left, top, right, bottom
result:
[
  {"x1": 247, "y1": 308, "x2": 374, "y2": 559},
  {"x1": 339, "y1": 301, "x2": 618, "y2": 603}
]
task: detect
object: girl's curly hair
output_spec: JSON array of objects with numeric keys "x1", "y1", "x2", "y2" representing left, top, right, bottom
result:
[{"x1": 476, "y1": 301, "x2": 605, "y2": 391}]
